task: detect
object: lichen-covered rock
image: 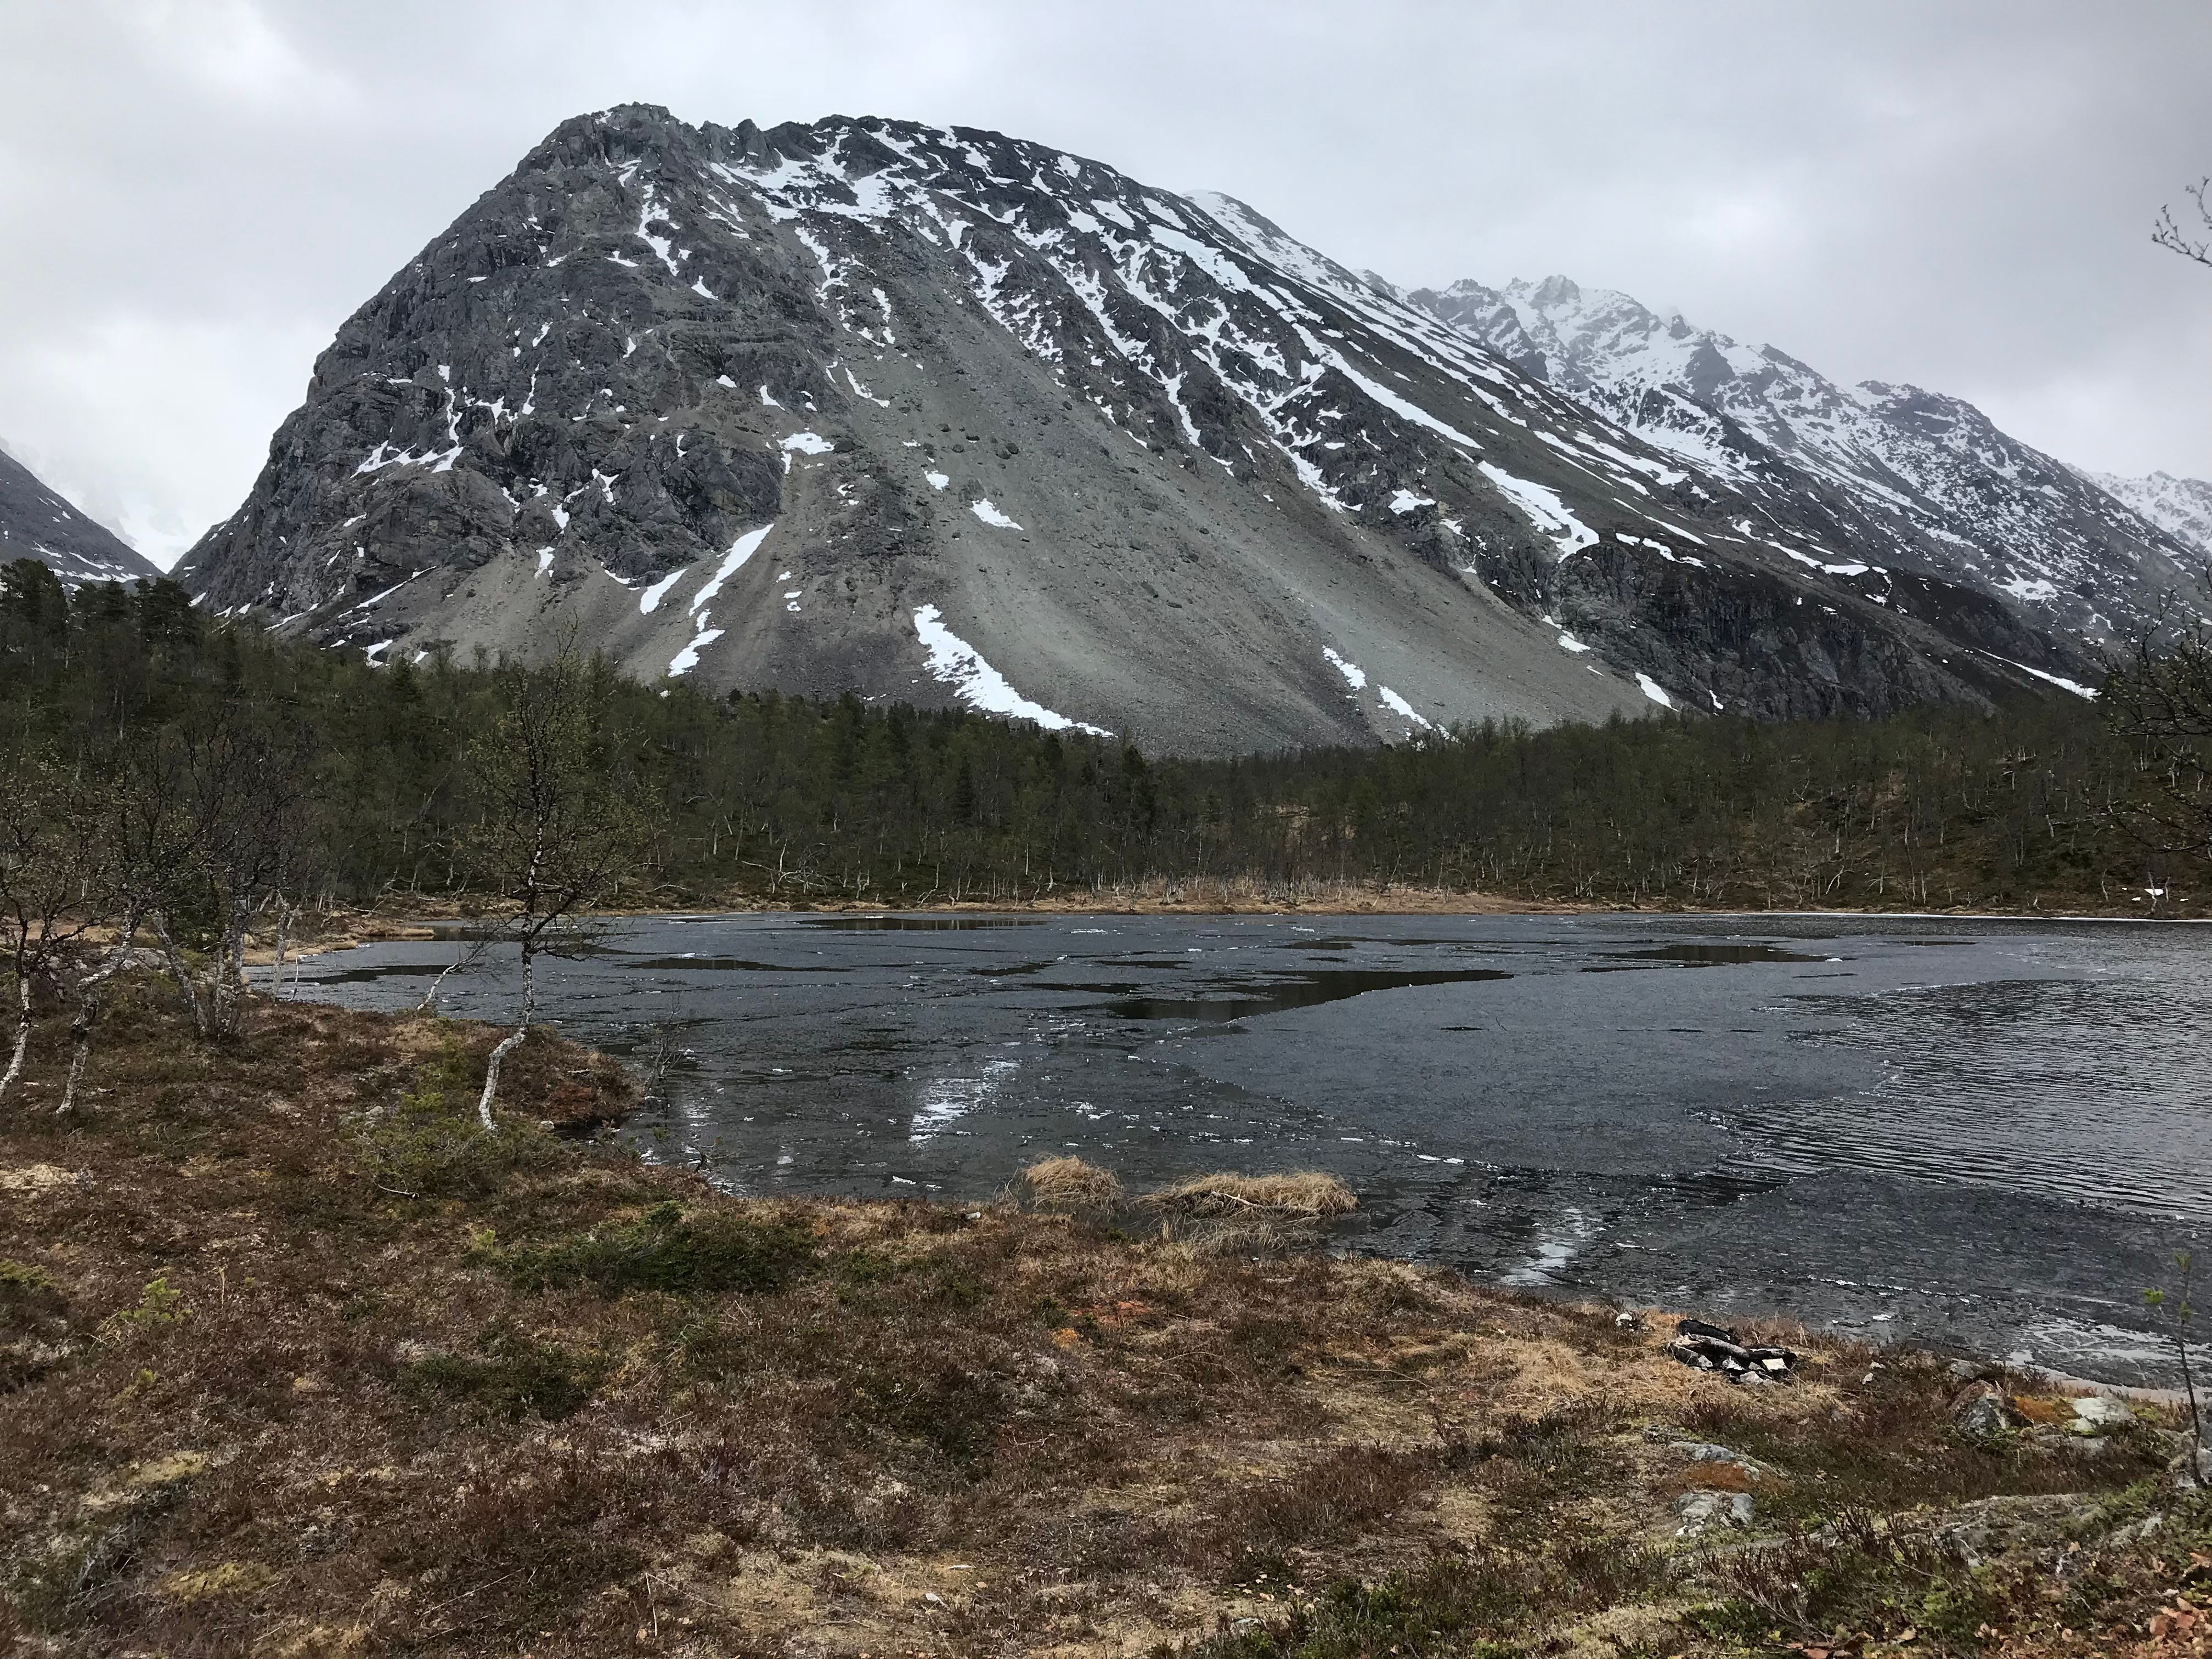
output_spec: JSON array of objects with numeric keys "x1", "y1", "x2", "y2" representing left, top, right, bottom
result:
[
  {"x1": 1954, "y1": 1385, "x2": 2018, "y2": 1440},
  {"x1": 1674, "y1": 1489, "x2": 1754, "y2": 1536}
]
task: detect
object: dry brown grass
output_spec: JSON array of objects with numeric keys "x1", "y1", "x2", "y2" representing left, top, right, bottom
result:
[
  {"x1": 1142, "y1": 1169, "x2": 1359, "y2": 1218},
  {"x1": 1008, "y1": 1154, "x2": 1125, "y2": 1216},
  {"x1": 0, "y1": 975, "x2": 2197, "y2": 1659}
]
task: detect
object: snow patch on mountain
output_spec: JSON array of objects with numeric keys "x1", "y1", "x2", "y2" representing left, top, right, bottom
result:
[
  {"x1": 1479, "y1": 462, "x2": 1599, "y2": 559},
  {"x1": 2082, "y1": 470, "x2": 2212, "y2": 559},
  {"x1": 913, "y1": 605, "x2": 1108, "y2": 734}
]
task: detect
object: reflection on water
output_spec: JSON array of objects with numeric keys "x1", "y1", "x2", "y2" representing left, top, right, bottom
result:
[
  {"x1": 800, "y1": 915, "x2": 1049, "y2": 931},
  {"x1": 289, "y1": 911, "x2": 2212, "y2": 1385},
  {"x1": 626, "y1": 957, "x2": 848, "y2": 972},
  {"x1": 1103, "y1": 967, "x2": 1514, "y2": 1022},
  {"x1": 1608, "y1": 943, "x2": 1830, "y2": 965}
]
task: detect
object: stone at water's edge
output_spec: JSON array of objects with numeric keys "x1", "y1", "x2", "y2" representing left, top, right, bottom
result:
[{"x1": 2070, "y1": 1395, "x2": 2135, "y2": 1435}]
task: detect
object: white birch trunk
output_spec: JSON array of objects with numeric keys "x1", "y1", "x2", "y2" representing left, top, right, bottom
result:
[
  {"x1": 474, "y1": 928, "x2": 547, "y2": 1131},
  {"x1": 0, "y1": 974, "x2": 30, "y2": 1102},
  {"x1": 416, "y1": 955, "x2": 465, "y2": 1014},
  {"x1": 58, "y1": 923, "x2": 140, "y2": 1115},
  {"x1": 476, "y1": 1028, "x2": 526, "y2": 1130},
  {"x1": 414, "y1": 936, "x2": 488, "y2": 1014},
  {"x1": 59, "y1": 1012, "x2": 91, "y2": 1113},
  {"x1": 150, "y1": 911, "x2": 210, "y2": 1039},
  {"x1": 270, "y1": 901, "x2": 297, "y2": 1001},
  {"x1": 225, "y1": 902, "x2": 249, "y2": 1024}
]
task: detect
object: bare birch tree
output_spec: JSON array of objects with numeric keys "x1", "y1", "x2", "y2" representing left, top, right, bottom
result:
[
  {"x1": 464, "y1": 644, "x2": 647, "y2": 1127},
  {"x1": 2101, "y1": 596, "x2": 2212, "y2": 865},
  {"x1": 146, "y1": 711, "x2": 320, "y2": 1041},
  {"x1": 414, "y1": 933, "x2": 494, "y2": 1014},
  {"x1": 2155, "y1": 177, "x2": 2212, "y2": 270},
  {"x1": 0, "y1": 752, "x2": 120, "y2": 1104},
  {"x1": 55, "y1": 734, "x2": 206, "y2": 1110}
]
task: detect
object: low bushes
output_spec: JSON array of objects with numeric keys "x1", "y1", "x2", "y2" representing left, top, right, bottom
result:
[{"x1": 494, "y1": 1199, "x2": 817, "y2": 1297}]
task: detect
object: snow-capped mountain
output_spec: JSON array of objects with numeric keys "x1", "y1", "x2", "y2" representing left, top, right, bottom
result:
[
  {"x1": 2080, "y1": 469, "x2": 2212, "y2": 561},
  {"x1": 1412, "y1": 276, "x2": 2198, "y2": 648},
  {"x1": 0, "y1": 444, "x2": 160, "y2": 588},
  {"x1": 180, "y1": 106, "x2": 2089, "y2": 754}
]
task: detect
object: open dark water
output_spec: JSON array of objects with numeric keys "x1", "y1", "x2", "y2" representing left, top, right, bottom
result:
[{"x1": 291, "y1": 913, "x2": 2212, "y2": 1385}]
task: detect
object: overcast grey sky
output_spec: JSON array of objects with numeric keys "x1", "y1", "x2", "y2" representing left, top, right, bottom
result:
[{"x1": 2, "y1": 0, "x2": 2208, "y2": 567}]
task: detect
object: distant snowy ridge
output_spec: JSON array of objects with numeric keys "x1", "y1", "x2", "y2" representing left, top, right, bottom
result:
[
  {"x1": 0, "y1": 445, "x2": 161, "y2": 588},
  {"x1": 1413, "y1": 274, "x2": 2201, "y2": 648},
  {"x1": 2080, "y1": 469, "x2": 2212, "y2": 560}
]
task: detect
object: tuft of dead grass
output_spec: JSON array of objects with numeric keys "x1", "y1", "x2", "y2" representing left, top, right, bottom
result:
[
  {"x1": 1142, "y1": 1169, "x2": 1358, "y2": 1218},
  {"x1": 1010, "y1": 1154, "x2": 1124, "y2": 1216}
]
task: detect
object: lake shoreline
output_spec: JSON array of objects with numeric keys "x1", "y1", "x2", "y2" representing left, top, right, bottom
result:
[
  {"x1": 289, "y1": 911, "x2": 2210, "y2": 1394},
  {"x1": 3, "y1": 981, "x2": 2203, "y2": 1654},
  {"x1": 283, "y1": 890, "x2": 2208, "y2": 959}
]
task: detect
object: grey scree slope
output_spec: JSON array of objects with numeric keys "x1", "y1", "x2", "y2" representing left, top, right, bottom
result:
[
  {"x1": 0, "y1": 445, "x2": 159, "y2": 588},
  {"x1": 181, "y1": 105, "x2": 2097, "y2": 755}
]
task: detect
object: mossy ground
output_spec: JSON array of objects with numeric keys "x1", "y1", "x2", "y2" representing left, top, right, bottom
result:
[{"x1": 0, "y1": 979, "x2": 2205, "y2": 1657}]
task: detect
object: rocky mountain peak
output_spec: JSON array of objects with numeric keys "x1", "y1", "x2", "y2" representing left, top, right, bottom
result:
[
  {"x1": 1524, "y1": 273, "x2": 1584, "y2": 312},
  {"x1": 0, "y1": 445, "x2": 160, "y2": 589},
  {"x1": 176, "y1": 106, "x2": 2098, "y2": 752}
]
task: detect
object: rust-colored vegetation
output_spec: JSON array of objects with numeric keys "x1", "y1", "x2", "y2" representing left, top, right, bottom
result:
[{"x1": 0, "y1": 979, "x2": 2205, "y2": 1657}]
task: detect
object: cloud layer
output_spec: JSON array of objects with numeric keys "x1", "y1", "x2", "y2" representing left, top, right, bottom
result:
[{"x1": 4, "y1": 0, "x2": 2208, "y2": 567}]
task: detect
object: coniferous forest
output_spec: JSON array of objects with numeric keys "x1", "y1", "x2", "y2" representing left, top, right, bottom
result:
[{"x1": 2, "y1": 559, "x2": 2201, "y2": 918}]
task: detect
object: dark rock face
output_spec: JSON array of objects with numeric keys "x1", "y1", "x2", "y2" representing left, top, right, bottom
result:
[
  {"x1": 0, "y1": 447, "x2": 159, "y2": 587},
  {"x1": 180, "y1": 106, "x2": 2094, "y2": 754},
  {"x1": 1414, "y1": 275, "x2": 2199, "y2": 654}
]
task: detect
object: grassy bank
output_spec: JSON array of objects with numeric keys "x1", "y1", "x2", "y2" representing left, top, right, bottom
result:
[{"x1": 2, "y1": 983, "x2": 2207, "y2": 1657}]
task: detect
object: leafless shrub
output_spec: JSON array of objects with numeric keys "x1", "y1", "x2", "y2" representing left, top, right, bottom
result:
[
  {"x1": 0, "y1": 749, "x2": 123, "y2": 1103},
  {"x1": 2155, "y1": 176, "x2": 2211, "y2": 269},
  {"x1": 461, "y1": 640, "x2": 648, "y2": 1126}
]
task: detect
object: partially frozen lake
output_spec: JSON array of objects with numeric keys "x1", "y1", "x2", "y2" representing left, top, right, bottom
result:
[{"x1": 296, "y1": 912, "x2": 2211, "y2": 1385}]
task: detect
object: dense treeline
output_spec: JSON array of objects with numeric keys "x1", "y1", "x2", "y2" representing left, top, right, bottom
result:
[{"x1": 0, "y1": 560, "x2": 2194, "y2": 918}]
